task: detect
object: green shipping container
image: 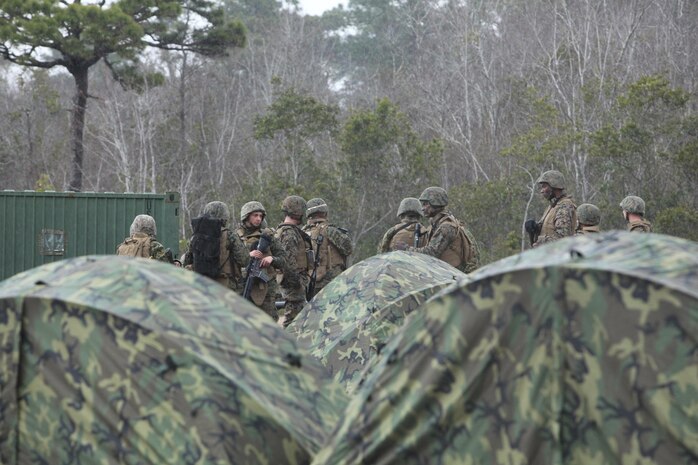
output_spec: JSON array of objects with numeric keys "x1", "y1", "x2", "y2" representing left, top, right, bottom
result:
[{"x1": 0, "y1": 191, "x2": 180, "y2": 281}]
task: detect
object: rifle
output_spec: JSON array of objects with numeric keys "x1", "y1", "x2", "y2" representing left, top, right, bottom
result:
[
  {"x1": 414, "y1": 223, "x2": 421, "y2": 247},
  {"x1": 525, "y1": 219, "x2": 541, "y2": 246},
  {"x1": 242, "y1": 233, "x2": 272, "y2": 301},
  {"x1": 306, "y1": 234, "x2": 324, "y2": 300}
]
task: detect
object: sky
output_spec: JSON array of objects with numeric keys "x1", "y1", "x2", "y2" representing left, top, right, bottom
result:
[{"x1": 297, "y1": 0, "x2": 346, "y2": 16}]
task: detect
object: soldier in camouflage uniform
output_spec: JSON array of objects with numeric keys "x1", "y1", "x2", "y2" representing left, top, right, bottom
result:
[
  {"x1": 303, "y1": 198, "x2": 353, "y2": 299},
  {"x1": 116, "y1": 214, "x2": 172, "y2": 262},
  {"x1": 275, "y1": 195, "x2": 313, "y2": 327},
  {"x1": 620, "y1": 195, "x2": 652, "y2": 232},
  {"x1": 237, "y1": 201, "x2": 287, "y2": 320},
  {"x1": 575, "y1": 203, "x2": 601, "y2": 235},
  {"x1": 398, "y1": 187, "x2": 479, "y2": 274},
  {"x1": 532, "y1": 170, "x2": 577, "y2": 246},
  {"x1": 182, "y1": 201, "x2": 249, "y2": 292},
  {"x1": 378, "y1": 197, "x2": 426, "y2": 253}
]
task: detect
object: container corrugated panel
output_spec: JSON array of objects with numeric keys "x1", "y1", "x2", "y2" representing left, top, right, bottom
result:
[{"x1": 0, "y1": 191, "x2": 180, "y2": 280}]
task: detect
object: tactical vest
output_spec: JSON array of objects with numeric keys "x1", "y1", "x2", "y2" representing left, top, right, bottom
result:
[
  {"x1": 306, "y1": 221, "x2": 346, "y2": 281},
  {"x1": 540, "y1": 196, "x2": 577, "y2": 240},
  {"x1": 116, "y1": 233, "x2": 152, "y2": 258},
  {"x1": 275, "y1": 223, "x2": 313, "y2": 283},
  {"x1": 237, "y1": 226, "x2": 275, "y2": 305},
  {"x1": 430, "y1": 214, "x2": 479, "y2": 272},
  {"x1": 628, "y1": 219, "x2": 652, "y2": 232},
  {"x1": 389, "y1": 221, "x2": 425, "y2": 250}
]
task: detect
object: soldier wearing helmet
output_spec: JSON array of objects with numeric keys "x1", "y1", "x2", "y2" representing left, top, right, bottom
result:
[
  {"x1": 531, "y1": 170, "x2": 577, "y2": 247},
  {"x1": 397, "y1": 187, "x2": 480, "y2": 273},
  {"x1": 237, "y1": 201, "x2": 287, "y2": 320},
  {"x1": 116, "y1": 214, "x2": 172, "y2": 262},
  {"x1": 303, "y1": 198, "x2": 353, "y2": 299},
  {"x1": 378, "y1": 197, "x2": 426, "y2": 253},
  {"x1": 620, "y1": 195, "x2": 652, "y2": 232},
  {"x1": 575, "y1": 203, "x2": 601, "y2": 235},
  {"x1": 182, "y1": 201, "x2": 249, "y2": 292},
  {"x1": 275, "y1": 195, "x2": 313, "y2": 327}
]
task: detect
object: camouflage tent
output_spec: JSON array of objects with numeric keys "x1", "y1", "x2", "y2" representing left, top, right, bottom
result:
[
  {"x1": 0, "y1": 256, "x2": 347, "y2": 465},
  {"x1": 313, "y1": 232, "x2": 698, "y2": 465},
  {"x1": 288, "y1": 251, "x2": 466, "y2": 392}
]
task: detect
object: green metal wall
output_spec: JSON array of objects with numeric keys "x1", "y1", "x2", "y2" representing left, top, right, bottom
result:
[{"x1": 0, "y1": 191, "x2": 180, "y2": 281}]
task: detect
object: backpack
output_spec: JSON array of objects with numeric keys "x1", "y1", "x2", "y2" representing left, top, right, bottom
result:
[
  {"x1": 190, "y1": 215, "x2": 225, "y2": 278},
  {"x1": 116, "y1": 233, "x2": 152, "y2": 258}
]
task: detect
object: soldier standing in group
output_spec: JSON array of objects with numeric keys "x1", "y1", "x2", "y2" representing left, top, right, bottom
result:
[
  {"x1": 182, "y1": 201, "x2": 249, "y2": 292},
  {"x1": 116, "y1": 214, "x2": 173, "y2": 262},
  {"x1": 275, "y1": 195, "x2": 313, "y2": 327},
  {"x1": 575, "y1": 203, "x2": 601, "y2": 235},
  {"x1": 378, "y1": 197, "x2": 426, "y2": 253},
  {"x1": 397, "y1": 187, "x2": 479, "y2": 274},
  {"x1": 303, "y1": 198, "x2": 353, "y2": 299},
  {"x1": 529, "y1": 170, "x2": 577, "y2": 247},
  {"x1": 237, "y1": 201, "x2": 287, "y2": 320},
  {"x1": 620, "y1": 195, "x2": 652, "y2": 232}
]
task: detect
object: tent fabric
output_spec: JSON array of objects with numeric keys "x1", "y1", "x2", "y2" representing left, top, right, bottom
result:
[
  {"x1": 0, "y1": 255, "x2": 347, "y2": 465},
  {"x1": 313, "y1": 232, "x2": 698, "y2": 465},
  {"x1": 288, "y1": 251, "x2": 466, "y2": 392}
]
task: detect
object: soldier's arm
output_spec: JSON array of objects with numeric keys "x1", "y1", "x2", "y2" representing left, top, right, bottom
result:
[
  {"x1": 551, "y1": 203, "x2": 576, "y2": 240},
  {"x1": 378, "y1": 226, "x2": 397, "y2": 253},
  {"x1": 408, "y1": 223, "x2": 457, "y2": 257},
  {"x1": 278, "y1": 230, "x2": 301, "y2": 288},
  {"x1": 150, "y1": 240, "x2": 170, "y2": 262},
  {"x1": 327, "y1": 226, "x2": 353, "y2": 257},
  {"x1": 227, "y1": 231, "x2": 250, "y2": 268},
  {"x1": 269, "y1": 235, "x2": 288, "y2": 270}
]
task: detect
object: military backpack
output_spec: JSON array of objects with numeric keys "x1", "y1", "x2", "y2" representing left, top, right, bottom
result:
[{"x1": 190, "y1": 215, "x2": 225, "y2": 278}]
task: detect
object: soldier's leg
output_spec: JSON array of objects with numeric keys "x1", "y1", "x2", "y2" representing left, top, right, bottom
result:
[{"x1": 278, "y1": 283, "x2": 306, "y2": 328}]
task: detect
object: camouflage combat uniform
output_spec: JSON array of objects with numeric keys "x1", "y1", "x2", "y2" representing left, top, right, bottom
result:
[
  {"x1": 627, "y1": 219, "x2": 652, "y2": 233},
  {"x1": 303, "y1": 217, "x2": 353, "y2": 298},
  {"x1": 116, "y1": 232, "x2": 170, "y2": 261},
  {"x1": 237, "y1": 223, "x2": 286, "y2": 319},
  {"x1": 534, "y1": 194, "x2": 577, "y2": 245},
  {"x1": 275, "y1": 223, "x2": 312, "y2": 326},
  {"x1": 408, "y1": 211, "x2": 479, "y2": 274}
]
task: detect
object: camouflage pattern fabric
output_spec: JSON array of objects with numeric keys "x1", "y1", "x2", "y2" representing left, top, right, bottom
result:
[
  {"x1": 287, "y1": 251, "x2": 466, "y2": 393},
  {"x1": 377, "y1": 218, "x2": 423, "y2": 253},
  {"x1": 116, "y1": 232, "x2": 170, "y2": 262},
  {"x1": 535, "y1": 194, "x2": 577, "y2": 245},
  {"x1": 628, "y1": 218, "x2": 653, "y2": 232},
  {"x1": 314, "y1": 232, "x2": 698, "y2": 465},
  {"x1": 0, "y1": 256, "x2": 347, "y2": 465},
  {"x1": 276, "y1": 223, "x2": 311, "y2": 326}
]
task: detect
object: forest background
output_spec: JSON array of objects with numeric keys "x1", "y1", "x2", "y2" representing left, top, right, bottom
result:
[{"x1": 1, "y1": 0, "x2": 696, "y2": 266}]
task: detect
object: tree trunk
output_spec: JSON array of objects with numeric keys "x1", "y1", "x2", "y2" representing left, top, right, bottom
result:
[{"x1": 69, "y1": 66, "x2": 89, "y2": 192}]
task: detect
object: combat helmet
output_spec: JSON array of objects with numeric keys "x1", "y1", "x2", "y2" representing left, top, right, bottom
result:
[
  {"x1": 282, "y1": 195, "x2": 307, "y2": 219},
  {"x1": 306, "y1": 198, "x2": 329, "y2": 217},
  {"x1": 419, "y1": 187, "x2": 448, "y2": 207},
  {"x1": 130, "y1": 214, "x2": 157, "y2": 236},
  {"x1": 240, "y1": 201, "x2": 266, "y2": 222},
  {"x1": 536, "y1": 170, "x2": 565, "y2": 189},
  {"x1": 620, "y1": 195, "x2": 645, "y2": 215},
  {"x1": 397, "y1": 197, "x2": 423, "y2": 218},
  {"x1": 577, "y1": 203, "x2": 601, "y2": 226},
  {"x1": 203, "y1": 201, "x2": 230, "y2": 223}
]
